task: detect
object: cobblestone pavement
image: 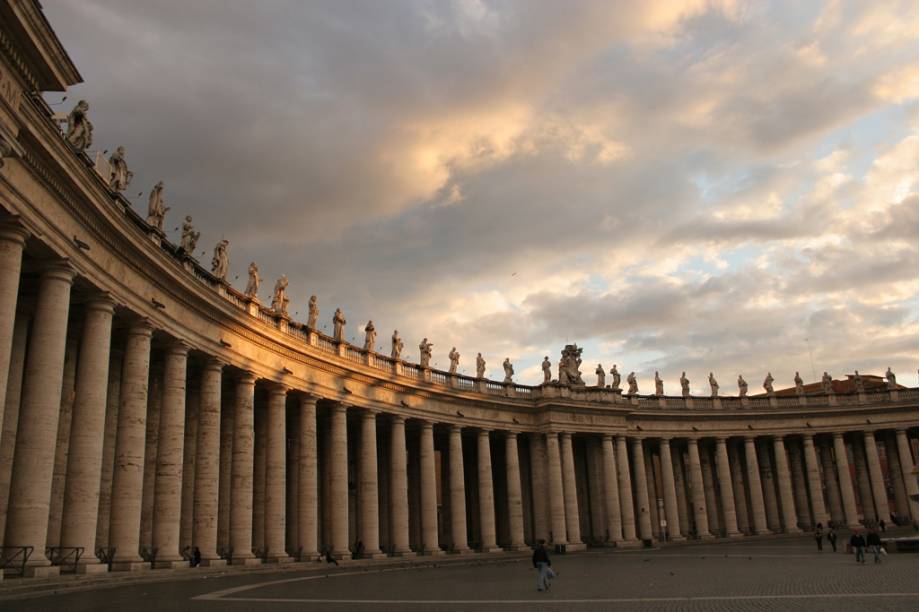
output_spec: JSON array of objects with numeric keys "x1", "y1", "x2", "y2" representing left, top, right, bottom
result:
[{"x1": 3, "y1": 536, "x2": 918, "y2": 612}]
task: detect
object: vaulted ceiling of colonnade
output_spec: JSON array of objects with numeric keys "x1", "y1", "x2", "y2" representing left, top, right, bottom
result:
[{"x1": 42, "y1": 0, "x2": 919, "y2": 392}]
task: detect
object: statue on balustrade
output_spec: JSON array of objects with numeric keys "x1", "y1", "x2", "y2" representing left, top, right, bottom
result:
[
  {"x1": 595, "y1": 364, "x2": 605, "y2": 387},
  {"x1": 307, "y1": 295, "x2": 318, "y2": 328},
  {"x1": 709, "y1": 372, "x2": 719, "y2": 397},
  {"x1": 270, "y1": 275, "x2": 290, "y2": 316},
  {"x1": 503, "y1": 358, "x2": 514, "y2": 384},
  {"x1": 794, "y1": 371, "x2": 805, "y2": 395},
  {"x1": 886, "y1": 367, "x2": 896, "y2": 390},
  {"x1": 541, "y1": 356, "x2": 551, "y2": 384},
  {"x1": 145, "y1": 181, "x2": 169, "y2": 230},
  {"x1": 448, "y1": 347, "x2": 460, "y2": 374},
  {"x1": 245, "y1": 262, "x2": 261, "y2": 297},
  {"x1": 821, "y1": 371, "x2": 833, "y2": 394},
  {"x1": 180, "y1": 215, "x2": 200, "y2": 253},
  {"x1": 332, "y1": 308, "x2": 346, "y2": 342},
  {"x1": 391, "y1": 330, "x2": 403, "y2": 359},
  {"x1": 65, "y1": 100, "x2": 93, "y2": 150},
  {"x1": 655, "y1": 370, "x2": 664, "y2": 396},
  {"x1": 853, "y1": 370, "x2": 865, "y2": 393},
  {"x1": 610, "y1": 364, "x2": 621, "y2": 391},
  {"x1": 626, "y1": 371, "x2": 638, "y2": 395},
  {"x1": 738, "y1": 375, "x2": 748, "y2": 397},
  {"x1": 419, "y1": 338, "x2": 433, "y2": 367},
  {"x1": 680, "y1": 372, "x2": 690, "y2": 397},
  {"x1": 557, "y1": 344, "x2": 584, "y2": 386},
  {"x1": 109, "y1": 146, "x2": 134, "y2": 193},
  {"x1": 763, "y1": 372, "x2": 775, "y2": 395},
  {"x1": 363, "y1": 320, "x2": 376, "y2": 351},
  {"x1": 211, "y1": 239, "x2": 229, "y2": 280},
  {"x1": 477, "y1": 353, "x2": 486, "y2": 379}
]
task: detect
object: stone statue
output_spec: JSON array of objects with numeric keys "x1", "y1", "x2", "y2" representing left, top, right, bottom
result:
[
  {"x1": 211, "y1": 239, "x2": 229, "y2": 280},
  {"x1": 853, "y1": 370, "x2": 865, "y2": 393},
  {"x1": 503, "y1": 358, "x2": 514, "y2": 384},
  {"x1": 821, "y1": 371, "x2": 833, "y2": 394},
  {"x1": 654, "y1": 371, "x2": 664, "y2": 396},
  {"x1": 332, "y1": 308, "x2": 346, "y2": 342},
  {"x1": 557, "y1": 344, "x2": 585, "y2": 386},
  {"x1": 626, "y1": 372, "x2": 638, "y2": 395},
  {"x1": 307, "y1": 295, "x2": 318, "y2": 329},
  {"x1": 738, "y1": 375, "x2": 748, "y2": 398},
  {"x1": 794, "y1": 371, "x2": 805, "y2": 395},
  {"x1": 244, "y1": 262, "x2": 260, "y2": 297},
  {"x1": 680, "y1": 372, "x2": 690, "y2": 397},
  {"x1": 65, "y1": 100, "x2": 93, "y2": 150},
  {"x1": 448, "y1": 347, "x2": 460, "y2": 374},
  {"x1": 108, "y1": 146, "x2": 133, "y2": 193},
  {"x1": 595, "y1": 364, "x2": 605, "y2": 387},
  {"x1": 145, "y1": 181, "x2": 168, "y2": 230},
  {"x1": 180, "y1": 215, "x2": 199, "y2": 253},
  {"x1": 271, "y1": 275, "x2": 290, "y2": 316},
  {"x1": 709, "y1": 372, "x2": 719, "y2": 397},
  {"x1": 391, "y1": 330, "x2": 403, "y2": 360},
  {"x1": 363, "y1": 320, "x2": 376, "y2": 351},
  {"x1": 885, "y1": 367, "x2": 896, "y2": 390},
  {"x1": 763, "y1": 372, "x2": 775, "y2": 395},
  {"x1": 419, "y1": 338, "x2": 433, "y2": 368},
  {"x1": 610, "y1": 364, "x2": 621, "y2": 391},
  {"x1": 476, "y1": 353, "x2": 486, "y2": 379},
  {"x1": 541, "y1": 356, "x2": 551, "y2": 384}
]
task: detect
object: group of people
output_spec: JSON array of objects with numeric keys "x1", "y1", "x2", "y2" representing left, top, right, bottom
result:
[{"x1": 813, "y1": 522, "x2": 886, "y2": 564}]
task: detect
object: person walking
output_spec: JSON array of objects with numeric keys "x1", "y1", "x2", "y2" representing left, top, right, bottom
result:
[
  {"x1": 814, "y1": 523, "x2": 824, "y2": 551},
  {"x1": 827, "y1": 526, "x2": 837, "y2": 552},
  {"x1": 533, "y1": 539, "x2": 552, "y2": 592},
  {"x1": 867, "y1": 529, "x2": 883, "y2": 564},
  {"x1": 850, "y1": 530, "x2": 866, "y2": 564}
]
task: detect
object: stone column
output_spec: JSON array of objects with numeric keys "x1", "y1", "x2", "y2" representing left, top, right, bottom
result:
[
  {"x1": 787, "y1": 442, "x2": 811, "y2": 530},
  {"x1": 743, "y1": 436, "x2": 769, "y2": 534},
  {"x1": 657, "y1": 439, "x2": 682, "y2": 541},
  {"x1": 229, "y1": 373, "x2": 259, "y2": 565},
  {"x1": 819, "y1": 440, "x2": 844, "y2": 526},
  {"x1": 359, "y1": 409, "x2": 385, "y2": 558},
  {"x1": 109, "y1": 320, "x2": 154, "y2": 571},
  {"x1": 448, "y1": 425, "x2": 470, "y2": 552},
  {"x1": 545, "y1": 433, "x2": 567, "y2": 545},
  {"x1": 802, "y1": 434, "x2": 829, "y2": 527},
  {"x1": 631, "y1": 438, "x2": 654, "y2": 541},
  {"x1": 60, "y1": 297, "x2": 116, "y2": 573},
  {"x1": 852, "y1": 438, "x2": 876, "y2": 520},
  {"x1": 699, "y1": 446, "x2": 720, "y2": 535},
  {"x1": 264, "y1": 384, "x2": 292, "y2": 563},
  {"x1": 894, "y1": 429, "x2": 919, "y2": 521},
  {"x1": 863, "y1": 431, "x2": 891, "y2": 523},
  {"x1": 771, "y1": 436, "x2": 802, "y2": 534},
  {"x1": 5, "y1": 263, "x2": 73, "y2": 576},
  {"x1": 328, "y1": 402, "x2": 349, "y2": 558},
  {"x1": 389, "y1": 415, "x2": 413, "y2": 556},
  {"x1": 192, "y1": 358, "x2": 224, "y2": 566},
  {"x1": 477, "y1": 429, "x2": 501, "y2": 552},
  {"x1": 832, "y1": 433, "x2": 860, "y2": 528},
  {"x1": 728, "y1": 442, "x2": 750, "y2": 534},
  {"x1": 758, "y1": 445, "x2": 781, "y2": 531},
  {"x1": 601, "y1": 435, "x2": 624, "y2": 543},
  {"x1": 714, "y1": 437, "x2": 740, "y2": 537},
  {"x1": 615, "y1": 435, "x2": 637, "y2": 541},
  {"x1": 686, "y1": 438, "x2": 710, "y2": 538},
  {"x1": 419, "y1": 421, "x2": 442, "y2": 554},
  {"x1": 504, "y1": 432, "x2": 526, "y2": 550},
  {"x1": 152, "y1": 341, "x2": 189, "y2": 568},
  {"x1": 885, "y1": 435, "x2": 910, "y2": 519},
  {"x1": 559, "y1": 432, "x2": 582, "y2": 548},
  {"x1": 297, "y1": 396, "x2": 319, "y2": 560},
  {"x1": 0, "y1": 312, "x2": 29, "y2": 542},
  {"x1": 217, "y1": 399, "x2": 234, "y2": 553},
  {"x1": 0, "y1": 223, "x2": 28, "y2": 439},
  {"x1": 528, "y1": 433, "x2": 549, "y2": 543},
  {"x1": 672, "y1": 448, "x2": 691, "y2": 537}
]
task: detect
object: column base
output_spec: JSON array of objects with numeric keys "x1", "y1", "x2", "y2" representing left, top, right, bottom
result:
[
  {"x1": 564, "y1": 542, "x2": 587, "y2": 552},
  {"x1": 616, "y1": 539, "x2": 642, "y2": 549},
  {"x1": 753, "y1": 529, "x2": 773, "y2": 536},
  {"x1": 199, "y1": 558, "x2": 227, "y2": 568},
  {"x1": 668, "y1": 535, "x2": 687, "y2": 542},
  {"x1": 503, "y1": 543, "x2": 530, "y2": 552},
  {"x1": 264, "y1": 555, "x2": 294, "y2": 564},
  {"x1": 24, "y1": 565, "x2": 61, "y2": 578},
  {"x1": 421, "y1": 548, "x2": 446, "y2": 556},
  {"x1": 449, "y1": 547, "x2": 472, "y2": 554},
  {"x1": 391, "y1": 550, "x2": 417, "y2": 558},
  {"x1": 153, "y1": 559, "x2": 189, "y2": 569},
  {"x1": 696, "y1": 534, "x2": 716, "y2": 540},
  {"x1": 298, "y1": 552, "x2": 321, "y2": 562},
  {"x1": 725, "y1": 531, "x2": 744, "y2": 539},
  {"x1": 111, "y1": 560, "x2": 151, "y2": 572},
  {"x1": 784, "y1": 528, "x2": 803, "y2": 535},
  {"x1": 76, "y1": 562, "x2": 110, "y2": 574},
  {"x1": 479, "y1": 546, "x2": 504, "y2": 553},
  {"x1": 362, "y1": 551, "x2": 389, "y2": 560},
  {"x1": 231, "y1": 557, "x2": 263, "y2": 567}
]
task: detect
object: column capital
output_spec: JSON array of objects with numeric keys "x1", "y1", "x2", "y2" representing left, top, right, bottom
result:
[
  {"x1": 602, "y1": 433, "x2": 615, "y2": 442},
  {"x1": 419, "y1": 419, "x2": 434, "y2": 431},
  {"x1": 127, "y1": 318, "x2": 154, "y2": 338},
  {"x1": 38, "y1": 260, "x2": 75, "y2": 284},
  {"x1": 715, "y1": 436, "x2": 729, "y2": 444},
  {"x1": 361, "y1": 407, "x2": 380, "y2": 417},
  {"x1": 237, "y1": 370, "x2": 257, "y2": 385},
  {"x1": 659, "y1": 436, "x2": 672, "y2": 445},
  {"x1": 478, "y1": 428, "x2": 492, "y2": 436},
  {"x1": 166, "y1": 339, "x2": 190, "y2": 356},
  {"x1": 267, "y1": 382, "x2": 290, "y2": 397},
  {"x1": 202, "y1": 356, "x2": 225, "y2": 372},
  {"x1": 687, "y1": 436, "x2": 700, "y2": 445},
  {"x1": 504, "y1": 430, "x2": 519, "y2": 439},
  {"x1": 298, "y1": 394, "x2": 319, "y2": 408},
  {"x1": 85, "y1": 293, "x2": 117, "y2": 314},
  {"x1": 895, "y1": 427, "x2": 908, "y2": 435},
  {"x1": 0, "y1": 219, "x2": 30, "y2": 245},
  {"x1": 559, "y1": 431, "x2": 573, "y2": 441},
  {"x1": 743, "y1": 435, "x2": 757, "y2": 443},
  {"x1": 449, "y1": 423, "x2": 463, "y2": 434},
  {"x1": 832, "y1": 431, "x2": 846, "y2": 440}
]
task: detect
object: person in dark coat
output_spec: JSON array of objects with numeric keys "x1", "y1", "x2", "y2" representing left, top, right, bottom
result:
[
  {"x1": 814, "y1": 523, "x2": 824, "y2": 551},
  {"x1": 850, "y1": 531, "x2": 866, "y2": 564},
  {"x1": 532, "y1": 539, "x2": 552, "y2": 592},
  {"x1": 866, "y1": 529, "x2": 883, "y2": 564},
  {"x1": 827, "y1": 526, "x2": 837, "y2": 552}
]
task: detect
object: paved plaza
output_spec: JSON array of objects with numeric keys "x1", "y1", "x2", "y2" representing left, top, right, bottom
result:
[{"x1": 2, "y1": 536, "x2": 917, "y2": 612}]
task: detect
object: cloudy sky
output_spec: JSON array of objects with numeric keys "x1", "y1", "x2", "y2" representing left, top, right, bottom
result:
[{"x1": 44, "y1": 0, "x2": 919, "y2": 392}]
